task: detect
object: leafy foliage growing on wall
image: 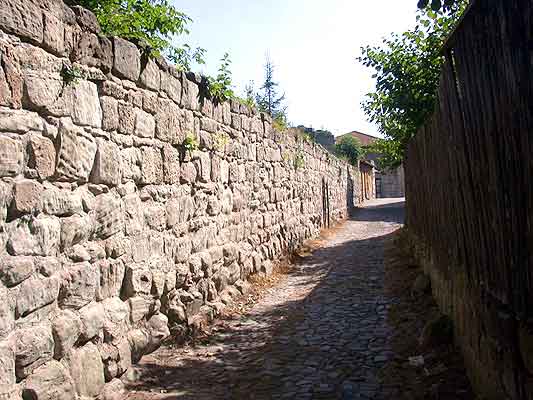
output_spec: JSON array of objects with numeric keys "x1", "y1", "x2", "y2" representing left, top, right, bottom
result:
[
  {"x1": 335, "y1": 135, "x2": 363, "y2": 166},
  {"x1": 75, "y1": 0, "x2": 206, "y2": 70}
]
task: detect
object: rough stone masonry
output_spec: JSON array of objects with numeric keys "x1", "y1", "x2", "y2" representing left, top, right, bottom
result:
[{"x1": 0, "y1": 0, "x2": 363, "y2": 398}]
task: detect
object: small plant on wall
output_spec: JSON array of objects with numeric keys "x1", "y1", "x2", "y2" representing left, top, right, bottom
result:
[
  {"x1": 294, "y1": 150, "x2": 305, "y2": 170},
  {"x1": 301, "y1": 131, "x2": 313, "y2": 144},
  {"x1": 207, "y1": 53, "x2": 234, "y2": 104},
  {"x1": 61, "y1": 64, "x2": 84, "y2": 87},
  {"x1": 273, "y1": 113, "x2": 288, "y2": 132},
  {"x1": 282, "y1": 150, "x2": 292, "y2": 165},
  {"x1": 180, "y1": 133, "x2": 198, "y2": 160},
  {"x1": 212, "y1": 131, "x2": 229, "y2": 151}
]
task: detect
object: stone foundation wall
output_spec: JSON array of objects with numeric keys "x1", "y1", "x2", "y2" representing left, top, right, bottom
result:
[{"x1": 0, "y1": 0, "x2": 361, "y2": 398}]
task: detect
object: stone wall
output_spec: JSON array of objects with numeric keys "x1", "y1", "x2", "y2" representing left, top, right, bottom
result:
[
  {"x1": 0, "y1": 0, "x2": 361, "y2": 398},
  {"x1": 376, "y1": 166, "x2": 404, "y2": 198}
]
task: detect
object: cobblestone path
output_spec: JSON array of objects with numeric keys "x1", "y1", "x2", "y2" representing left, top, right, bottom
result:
[{"x1": 124, "y1": 198, "x2": 405, "y2": 400}]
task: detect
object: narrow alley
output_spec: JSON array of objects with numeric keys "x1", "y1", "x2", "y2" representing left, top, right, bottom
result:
[{"x1": 123, "y1": 199, "x2": 412, "y2": 399}]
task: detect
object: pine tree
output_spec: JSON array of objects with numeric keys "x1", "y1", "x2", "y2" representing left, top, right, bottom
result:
[{"x1": 255, "y1": 57, "x2": 286, "y2": 119}]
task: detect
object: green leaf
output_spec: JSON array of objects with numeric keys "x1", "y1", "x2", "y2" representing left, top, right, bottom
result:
[
  {"x1": 431, "y1": 0, "x2": 442, "y2": 11},
  {"x1": 358, "y1": 0, "x2": 467, "y2": 168}
]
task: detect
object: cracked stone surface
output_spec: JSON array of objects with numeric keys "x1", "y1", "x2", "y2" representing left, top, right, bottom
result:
[{"x1": 122, "y1": 199, "x2": 409, "y2": 399}]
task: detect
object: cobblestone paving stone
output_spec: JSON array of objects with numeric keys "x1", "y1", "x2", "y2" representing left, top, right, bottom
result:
[{"x1": 123, "y1": 199, "x2": 406, "y2": 400}]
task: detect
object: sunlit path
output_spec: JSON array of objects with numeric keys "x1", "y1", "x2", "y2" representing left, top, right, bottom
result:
[{"x1": 123, "y1": 199, "x2": 405, "y2": 399}]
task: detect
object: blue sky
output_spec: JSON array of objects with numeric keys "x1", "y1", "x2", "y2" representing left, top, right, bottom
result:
[{"x1": 172, "y1": 1, "x2": 419, "y2": 137}]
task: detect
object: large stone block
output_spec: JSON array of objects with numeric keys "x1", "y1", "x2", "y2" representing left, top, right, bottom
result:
[
  {"x1": 60, "y1": 214, "x2": 93, "y2": 250},
  {"x1": 42, "y1": 11, "x2": 65, "y2": 56},
  {"x1": 0, "y1": 255, "x2": 34, "y2": 287},
  {"x1": 166, "y1": 196, "x2": 194, "y2": 228},
  {"x1": 162, "y1": 144, "x2": 180, "y2": 184},
  {"x1": 140, "y1": 147, "x2": 163, "y2": 184},
  {"x1": 196, "y1": 151, "x2": 211, "y2": 183},
  {"x1": 0, "y1": 285, "x2": 14, "y2": 339},
  {"x1": 161, "y1": 71, "x2": 182, "y2": 104},
  {"x1": 104, "y1": 233, "x2": 130, "y2": 259},
  {"x1": 144, "y1": 203, "x2": 166, "y2": 232},
  {"x1": 39, "y1": 187, "x2": 83, "y2": 216},
  {"x1": 0, "y1": 108, "x2": 43, "y2": 133},
  {"x1": 100, "y1": 378, "x2": 126, "y2": 400},
  {"x1": 117, "y1": 101, "x2": 135, "y2": 135},
  {"x1": 90, "y1": 138, "x2": 122, "y2": 186},
  {"x1": 65, "y1": 342, "x2": 105, "y2": 398},
  {"x1": 174, "y1": 237, "x2": 192, "y2": 264},
  {"x1": 113, "y1": 37, "x2": 141, "y2": 82},
  {"x1": 96, "y1": 259, "x2": 126, "y2": 301},
  {"x1": 134, "y1": 108, "x2": 155, "y2": 138},
  {"x1": 15, "y1": 324, "x2": 54, "y2": 379},
  {"x1": 93, "y1": 194, "x2": 124, "y2": 239},
  {"x1": 130, "y1": 234, "x2": 150, "y2": 263},
  {"x1": 0, "y1": 0, "x2": 43, "y2": 44},
  {"x1": 22, "y1": 360, "x2": 76, "y2": 400},
  {"x1": 28, "y1": 135, "x2": 56, "y2": 179},
  {"x1": 22, "y1": 75, "x2": 63, "y2": 113},
  {"x1": 12, "y1": 179, "x2": 43, "y2": 214},
  {"x1": 127, "y1": 296, "x2": 151, "y2": 324},
  {"x1": 180, "y1": 162, "x2": 197, "y2": 184},
  {"x1": 139, "y1": 58, "x2": 160, "y2": 91},
  {"x1": 71, "y1": 5, "x2": 101, "y2": 33},
  {"x1": 70, "y1": 32, "x2": 113, "y2": 72},
  {"x1": 121, "y1": 147, "x2": 141, "y2": 182},
  {"x1": 0, "y1": 337, "x2": 15, "y2": 387},
  {"x1": 102, "y1": 297, "x2": 129, "y2": 343},
  {"x1": 15, "y1": 275, "x2": 59, "y2": 318},
  {"x1": 0, "y1": 136, "x2": 23, "y2": 177},
  {"x1": 155, "y1": 99, "x2": 182, "y2": 144},
  {"x1": 56, "y1": 119, "x2": 97, "y2": 182},
  {"x1": 181, "y1": 76, "x2": 199, "y2": 111},
  {"x1": 122, "y1": 263, "x2": 152, "y2": 299},
  {"x1": 71, "y1": 80, "x2": 102, "y2": 128},
  {"x1": 220, "y1": 159, "x2": 229, "y2": 183},
  {"x1": 127, "y1": 328, "x2": 149, "y2": 362},
  {"x1": 123, "y1": 194, "x2": 143, "y2": 236},
  {"x1": 101, "y1": 96, "x2": 118, "y2": 131},
  {"x1": 58, "y1": 262, "x2": 99, "y2": 310},
  {"x1": 7, "y1": 215, "x2": 61, "y2": 257},
  {"x1": 0, "y1": 49, "x2": 23, "y2": 109},
  {"x1": 51, "y1": 309, "x2": 81, "y2": 360},
  {"x1": 146, "y1": 313, "x2": 169, "y2": 348},
  {"x1": 79, "y1": 301, "x2": 105, "y2": 342}
]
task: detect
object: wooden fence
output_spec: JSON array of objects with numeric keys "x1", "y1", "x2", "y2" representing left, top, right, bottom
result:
[{"x1": 405, "y1": 0, "x2": 533, "y2": 398}]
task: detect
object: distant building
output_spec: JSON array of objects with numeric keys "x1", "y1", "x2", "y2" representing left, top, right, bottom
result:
[{"x1": 338, "y1": 131, "x2": 405, "y2": 199}]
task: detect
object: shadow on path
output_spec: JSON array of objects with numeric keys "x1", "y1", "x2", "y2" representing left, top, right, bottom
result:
[{"x1": 124, "y1": 201, "x2": 405, "y2": 400}]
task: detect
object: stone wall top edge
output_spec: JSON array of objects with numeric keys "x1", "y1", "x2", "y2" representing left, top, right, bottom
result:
[{"x1": 0, "y1": 0, "x2": 359, "y2": 173}]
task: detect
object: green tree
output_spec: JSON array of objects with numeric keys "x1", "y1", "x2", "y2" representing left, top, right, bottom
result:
[
  {"x1": 256, "y1": 56, "x2": 287, "y2": 120},
  {"x1": 335, "y1": 136, "x2": 363, "y2": 166},
  {"x1": 207, "y1": 53, "x2": 234, "y2": 103},
  {"x1": 296, "y1": 125, "x2": 335, "y2": 147},
  {"x1": 358, "y1": 2, "x2": 467, "y2": 169},
  {"x1": 75, "y1": 0, "x2": 205, "y2": 70},
  {"x1": 417, "y1": 0, "x2": 464, "y2": 12}
]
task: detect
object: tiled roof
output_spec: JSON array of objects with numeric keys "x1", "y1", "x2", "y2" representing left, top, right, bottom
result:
[{"x1": 338, "y1": 131, "x2": 379, "y2": 147}]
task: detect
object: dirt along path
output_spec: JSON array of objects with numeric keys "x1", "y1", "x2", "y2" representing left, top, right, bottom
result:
[{"x1": 121, "y1": 198, "x2": 471, "y2": 400}]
